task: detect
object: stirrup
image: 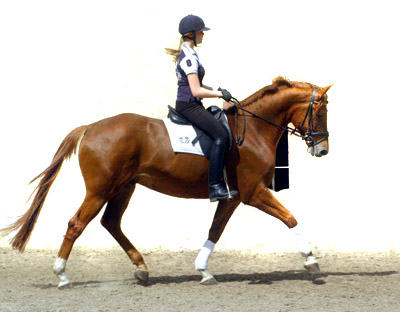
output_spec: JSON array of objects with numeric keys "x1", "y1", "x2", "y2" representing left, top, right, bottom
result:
[
  {"x1": 223, "y1": 167, "x2": 233, "y2": 200},
  {"x1": 209, "y1": 183, "x2": 238, "y2": 202}
]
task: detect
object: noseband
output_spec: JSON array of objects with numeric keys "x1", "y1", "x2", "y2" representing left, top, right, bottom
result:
[{"x1": 231, "y1": 87, "x2": 329, "y2": 147}]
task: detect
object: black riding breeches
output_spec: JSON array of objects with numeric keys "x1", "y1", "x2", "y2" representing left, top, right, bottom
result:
[{"x1": 175, "y1": 101, "x2": 228, "y2": 144}]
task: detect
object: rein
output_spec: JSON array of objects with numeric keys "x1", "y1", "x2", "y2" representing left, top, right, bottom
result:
[{"x1": 230, "y1": 87, "x2": 329, "y2": 147}]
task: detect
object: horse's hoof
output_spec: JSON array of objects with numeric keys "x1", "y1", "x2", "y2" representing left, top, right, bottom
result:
[
  {"x1": 304, "y1": 255, "x2": 321, "y2": 273},
  {"x1": 200, "y1": 276, "x2": 218, "y2": 285},
  {"x1": 57, "y1": 280, "x2": 72, "y2": 290},
  {"x1": 199, "y1": 270, "x2": 218, "y2": 285},
  {"x1": 134, "y1": 270, "x2": 149, "y2": 285}
]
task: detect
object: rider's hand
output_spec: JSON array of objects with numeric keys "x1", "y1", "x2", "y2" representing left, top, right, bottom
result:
[
  {"x1": 223, "y1": 101, "x2": 234, "y2": 110},
  {"x1": 218, "y1": 88, "x2": 232, "y2": 102}
]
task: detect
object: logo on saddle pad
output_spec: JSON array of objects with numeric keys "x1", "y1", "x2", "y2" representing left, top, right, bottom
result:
[{"x1": 163, "y1": 106, "x2": 233, "y2": 159}]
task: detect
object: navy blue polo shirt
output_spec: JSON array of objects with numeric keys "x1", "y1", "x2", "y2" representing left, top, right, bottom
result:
[{"x1": 175, "y1": 43, "x2": 205, "y2": 103}]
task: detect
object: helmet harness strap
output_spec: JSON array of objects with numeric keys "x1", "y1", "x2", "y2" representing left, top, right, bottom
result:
[
  {"x1": 182, "y1": 31, "x2": 197, "y2": 46},
  {"x1": 192, "y1": 31, "x2": 197, "y2": 46}
]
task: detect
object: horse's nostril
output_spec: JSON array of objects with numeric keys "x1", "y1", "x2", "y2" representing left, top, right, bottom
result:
[{"x1": 320, "y1": 150, "x2": 328, "y2": 156}]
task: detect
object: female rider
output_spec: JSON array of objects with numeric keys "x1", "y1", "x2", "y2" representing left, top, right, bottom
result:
[{"x1": 166, "y1": 14, "x2": 237, "y2": 202}]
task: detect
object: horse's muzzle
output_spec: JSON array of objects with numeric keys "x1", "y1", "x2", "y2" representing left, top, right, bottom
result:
[{"x1": 307, "y1": 143, "x2": 329, "y2": 157}]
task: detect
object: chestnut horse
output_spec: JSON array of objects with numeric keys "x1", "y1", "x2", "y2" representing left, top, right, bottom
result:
[{"x1": 1, "y1": 77, "x2": 331, "y2": 288}]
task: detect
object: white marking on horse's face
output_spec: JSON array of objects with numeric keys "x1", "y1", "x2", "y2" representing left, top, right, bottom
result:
[{"x1": 307, "y1": 141, "x2": 329, "y2": 157}]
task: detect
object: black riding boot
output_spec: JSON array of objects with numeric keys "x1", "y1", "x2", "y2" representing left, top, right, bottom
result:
[{"x1": 208, "y1": 139, "x2": 238, "y2": 202}]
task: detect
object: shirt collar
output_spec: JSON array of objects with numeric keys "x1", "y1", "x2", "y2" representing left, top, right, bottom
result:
[{"x1": 182, "y1": 42, "x2": 197, "y2": 56}]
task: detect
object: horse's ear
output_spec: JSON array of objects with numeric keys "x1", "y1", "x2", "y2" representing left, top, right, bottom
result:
[{"x1": 320, "y1": 84, "x2": 333, "y2": 95}]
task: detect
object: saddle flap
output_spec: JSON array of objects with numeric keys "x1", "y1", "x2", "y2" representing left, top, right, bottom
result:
[{"x1": 167, "y1": 105, "x2": 233, "y2": 152}]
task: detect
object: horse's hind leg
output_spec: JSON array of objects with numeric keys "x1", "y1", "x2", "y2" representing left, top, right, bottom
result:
[
  {"x1": 100, "y1": 184, "x2": 149, "y2": 285},
  {"x1": 53, "y1": 194, "x2": 107, "y2": 289}
]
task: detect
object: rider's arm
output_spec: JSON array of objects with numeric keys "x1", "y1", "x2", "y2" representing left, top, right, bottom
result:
[
  {"x1": 187, "y1": 73, "x2": 222, "y2": 99},
  {"x1": 187, "y1": 74, "x2": 234, "y2": 110}
]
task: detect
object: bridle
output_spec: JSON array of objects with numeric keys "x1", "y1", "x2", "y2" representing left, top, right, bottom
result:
[
  {"x1": 298, "y1": 88, "x2": 330, "y2": 147},
  {"x1": 230, "y1": 87, "x2": 329, "y2": 147}
]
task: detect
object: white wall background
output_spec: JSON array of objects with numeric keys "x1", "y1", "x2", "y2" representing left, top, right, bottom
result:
[{"x1": 0, "y1": 0, "x2": 399, "y2": 253}]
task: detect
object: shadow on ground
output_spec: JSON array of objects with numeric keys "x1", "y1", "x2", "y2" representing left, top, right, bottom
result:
[{"x1": 32, "y1": 270, "x2": 398, "y2": 289}]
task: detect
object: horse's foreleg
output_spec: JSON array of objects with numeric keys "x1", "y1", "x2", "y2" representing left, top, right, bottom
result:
[
  {"x1": 100, "y1": 184, "x2": 149, "y2": 285},
  {"x1": 195, "y1": 199, "x2": 240, "y2": 285},
  {"x1": 246, "y1": 184, "x2": 298, "y2": 228},
  {"x1": 54, "y1": 195, "x2": 106, "y2": 289},
  {"x1": 290, "y1": 225, "x2": 320, "y2": 272},
  {"x1": 246, "y1": 185, "x2": 320, "y2": 272}
]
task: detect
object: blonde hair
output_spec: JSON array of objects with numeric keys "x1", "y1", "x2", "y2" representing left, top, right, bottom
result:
[
  {"x1": 165, "y1": 36, "x2": 191, "y2": 63},
  {"x1": 165, "y1": 48, "x2": 181, "y2": 63}
]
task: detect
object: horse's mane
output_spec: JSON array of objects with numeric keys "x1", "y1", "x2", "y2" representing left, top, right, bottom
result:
[{"x1": 240, "y1": 76, "x2": 316, "y2": 107}]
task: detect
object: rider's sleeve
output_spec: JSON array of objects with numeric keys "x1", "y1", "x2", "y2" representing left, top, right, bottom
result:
[{"x1": 179, "y1": 54, "x2": 199, "y2": 76}]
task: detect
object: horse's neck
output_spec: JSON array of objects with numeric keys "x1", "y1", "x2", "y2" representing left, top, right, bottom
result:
[
  {"x1": 244, "y1": 92, "x2": 291, "y2": 146},
  {"x1": 248, "y1": 90, "x2": 291, "y2": 120}
]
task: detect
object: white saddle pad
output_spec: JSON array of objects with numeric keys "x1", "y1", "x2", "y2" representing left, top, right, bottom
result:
[{"x1": 163, "y1": 118, "x2": 205, "y2": 156}]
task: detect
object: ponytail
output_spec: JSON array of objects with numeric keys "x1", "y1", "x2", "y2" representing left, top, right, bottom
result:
[{"x1": 165, "y1": 37, "x2": 184, "y2": 63}]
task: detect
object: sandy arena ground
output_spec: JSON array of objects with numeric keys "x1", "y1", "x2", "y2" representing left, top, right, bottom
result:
[
  {"x1": 1, "y1": 247, "x2": 399, "y2": 312},
  {"x1": 1, "y1": 2, "x2": 400, "y2": 312}
]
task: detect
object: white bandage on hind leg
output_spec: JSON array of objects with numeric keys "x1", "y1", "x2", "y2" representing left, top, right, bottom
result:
[
  {"x1": 53, "y1": 257, "x2": 67, "y2": 275},
  {"x1": 53, "y1": 257, "x2": 70, "y2": 286},
  {"x1": 195, "y1": 240, "x2": 215, "y2": 270},
  {"x1": 291, "y1": 226, "x2": 312, "y2": 257}
]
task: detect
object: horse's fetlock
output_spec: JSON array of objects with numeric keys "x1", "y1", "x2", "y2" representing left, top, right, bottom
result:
[{"x1": 53, "y1": 258, "x2": 67, "y2": 275}]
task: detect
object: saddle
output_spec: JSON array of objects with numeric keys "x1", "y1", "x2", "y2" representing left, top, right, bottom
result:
[{"x1": 167, "y1": 105, "x2": 233, "y2": 159}]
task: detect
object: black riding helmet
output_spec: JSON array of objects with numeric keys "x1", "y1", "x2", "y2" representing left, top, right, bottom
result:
[{"x1": 179, "y1": 15, "x2": 210, "y2": 46}]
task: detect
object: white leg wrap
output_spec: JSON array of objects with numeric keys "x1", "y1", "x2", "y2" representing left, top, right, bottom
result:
[
  {"x1": 291, "y1": 226, "x2": 312, "y2": 257},
  {"x1": 304, "y1": 255, "x2": 321, "y2": 273},
  {"x1": 195, "y1": 240, "x2": 215, "y2": 270},
  {"x1": 53, "y1": 257, "x2": 71, "y2": 289}
]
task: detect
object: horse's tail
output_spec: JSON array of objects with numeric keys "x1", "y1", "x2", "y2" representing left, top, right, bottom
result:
[{"x1": 0, "y1": 125, "x2": 89, "y2": 252}]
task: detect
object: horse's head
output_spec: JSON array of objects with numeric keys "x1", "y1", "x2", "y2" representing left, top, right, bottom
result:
[{"x1": 289, "y1": 85, "x2": 332, "y2": 157}]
